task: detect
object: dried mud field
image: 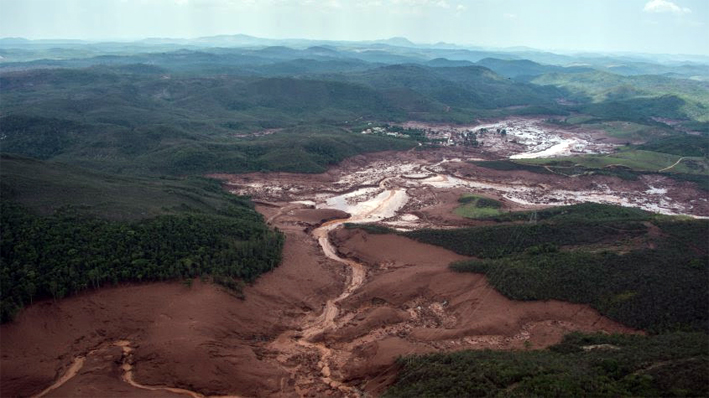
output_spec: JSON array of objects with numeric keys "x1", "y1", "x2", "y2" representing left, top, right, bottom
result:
[{"x1": 2, "y1": 119, "x2": 707, "y2": 398}]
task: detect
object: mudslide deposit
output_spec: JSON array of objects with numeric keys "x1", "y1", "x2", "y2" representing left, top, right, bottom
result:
[
  {"x1": 1, "y1": 219, "x2": 348, "y2": 397},
  {"x1": 5, "y1": 147, "x2": 697, "y2": 397}
]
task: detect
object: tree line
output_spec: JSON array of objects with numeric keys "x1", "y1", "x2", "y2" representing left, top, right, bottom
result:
[{"x1": 0, "y1": 200, "x2": 284, "y2": 322}]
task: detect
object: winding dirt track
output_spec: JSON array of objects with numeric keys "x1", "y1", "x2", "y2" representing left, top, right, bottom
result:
[{"x1": 659, "y1": 157, "x2": 687, "y2": 172}]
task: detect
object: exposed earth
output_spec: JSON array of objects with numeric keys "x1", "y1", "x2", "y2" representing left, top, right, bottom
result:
[{"x1": 2, "y1": 119, "x2": 706, "y2": 397}]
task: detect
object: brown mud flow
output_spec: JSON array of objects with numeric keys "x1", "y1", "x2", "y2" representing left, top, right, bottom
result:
[
  {"x1": 217, "y1": 149, "x2": 708, "y2": 220},
  {"x1": 4, "y1": 147, "x2": 698, "y2": 397},
  {"x1": 1, "y1": 221, "x2": 347, "y2": 397}
]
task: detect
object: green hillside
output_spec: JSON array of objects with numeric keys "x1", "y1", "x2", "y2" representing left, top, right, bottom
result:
[
  {"x1": 385, "y1": 206, "x2": 709, "y2": 397},
  {"x1": 339, "y1": 64, "x2": 564, "y2": 110},
  {"x1": 4, "y1": 62, "x2": 704, "y2": 179},
  {"x1": 386, "y1": 332, "x2": 708, "y2": 398},
  {"x1": 531, "y1": 71, "x2": 709, "y2": 122},
  {"x1": 0, "y1": 156, "x2": 284, "y2": 322},
  {"x1": 473, "y1": 145, "x2": 709, "y2": 191},
  {"x1": 0, "y1": 63, "x2": 572, "y2": 175},
  {"x1": 476, "y1": 57, "x2": 593, "y2": 78}
]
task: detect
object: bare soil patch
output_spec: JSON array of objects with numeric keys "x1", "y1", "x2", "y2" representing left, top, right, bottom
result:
[
  {"x1": 1, "y1": 227, "x2": 347, "y2": 398},
  {"x1": 320, "y1": 229, "x2": 636, "y2": 395}
]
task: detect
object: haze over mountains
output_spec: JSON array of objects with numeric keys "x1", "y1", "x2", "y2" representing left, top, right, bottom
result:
[{"x1": 2, "y1": 34, "x2": 709, "y2": 76}]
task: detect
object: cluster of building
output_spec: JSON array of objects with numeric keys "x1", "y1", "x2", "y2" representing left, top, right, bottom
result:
[
  {"x1": 359, "y1": 123, "x2": 520, "y2": 149},
  {"x1": 360, "y1": 126, "x2": 410, "y2": 138}
]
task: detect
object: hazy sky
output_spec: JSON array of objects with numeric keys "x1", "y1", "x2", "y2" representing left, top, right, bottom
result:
[{"x1": 1, "y1": 0, "x2": 707, "y2": 54}]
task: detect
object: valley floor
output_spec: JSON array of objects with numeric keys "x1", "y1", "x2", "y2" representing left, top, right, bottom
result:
[{"x1": 2, "y1": 145, "x2": 706, "y2": 397}]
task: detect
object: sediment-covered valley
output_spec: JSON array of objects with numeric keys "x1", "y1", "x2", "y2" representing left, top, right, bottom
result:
[{"x1": 2, "y1": 129, "x2": 707, "y2": 397}]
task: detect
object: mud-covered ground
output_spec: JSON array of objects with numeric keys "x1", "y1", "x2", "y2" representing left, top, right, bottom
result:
[
  {"x1": 218, "y1": 147, "x2": 708, "y2": 223},
  {"x1": 2, "y1": 119, "x2": 706, "y2": 397},
  {"x1": 402, "y1": 116, "x2": 619, "y2": 158}
]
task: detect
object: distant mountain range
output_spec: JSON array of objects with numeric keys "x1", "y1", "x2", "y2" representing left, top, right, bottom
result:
[{"x1": 2, "y1": 34, "x2": 708, "y2": 65}]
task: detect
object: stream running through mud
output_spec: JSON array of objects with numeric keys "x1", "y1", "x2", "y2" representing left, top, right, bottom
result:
[
  {"x1": 269, "y1": 177, "x2": 408, "y2": 395},
  {"x1": 31, "y1": 158, "x2": 706, "y2": 397},
  {"x1": 261, "y1": 163, "x2": 706, "y2": 392},
  {"x1": 33, "y1": 340, "x2": 244, "y2": 398},
  {"x1": 33, "y1": 357, "x2": 86, "y2": 398}
]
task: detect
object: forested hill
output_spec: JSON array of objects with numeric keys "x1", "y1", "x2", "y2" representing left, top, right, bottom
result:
[
  {"x1": 382, "y1": 204, "x2": 709, "y2": 397},
  {"x1": 0, "y1": 60, "x2": 564, "y2": 175},
  {"x1": 2, "y1": 44, "x2": 708, "y2": 177},
  {"x1": 0, "y1": 156, "x2": 284, "y2": 322}
]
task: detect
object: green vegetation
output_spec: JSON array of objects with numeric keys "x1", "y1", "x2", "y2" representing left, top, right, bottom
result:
[
  {"x1": 0, "y1": 64, "x2": 563, "y2": 177},
  {"x1": 471, "y1": 160, "x2": 552, "y2": 174},
  {"x1": 0, "y1": 67, "x2": 433, "y2": 176},
  {"x1": 458, "y1": 194, "x2": 502, "y2": 208},
  {"x1": 583, "y1": 121, "x2": 670, "y2": 141},
  {"x1": 343, "y1": 223, "x2": 395, "y2": 234},
  {"x1": 338, "y1": 64, "x2": 563, "y2": 113},
  {"x1": 0, "y1": 113, "x2": 415, "y2": 176},
  {"x1": 579, "y1": 96, "x2": 693, "y2": 124},
  {"x1": 2, "y1": 56, "x2": 707, "y2": 180},
  {"x1": 0, "y1": 154, "x2": 260, "y2": 219},
  {"x1": 454, "y1": 194, "x2": 503, "y2": 219},
  {"x1": 404, "y1": 205, "x2": 708, "y2": 331},
  {"x1": 485, "y1": 202, "x2": 652, "y2": 223},
  {"x1": 386, "y1": 207, "x2": 708, "y2": 397},
  {"x1": 3, "y1": 40, "x2": 709, "y2": 395},
  {"x1": 531, "y1": 71, "x2": 709, "y2": 122},
  {"x1": 638, "y1": 134, "x2": 709, "y2": 158},
  {"x1": 473, "y1": 151, "x2": 709, "y2": 190},
  {"x1": 521, "y1": 149, "x2": 708, "y2": 174},
  {"x1": 403, "y1": 219, "x2": 648, "y2": 259},
  {"x1": 680, "y1": 120, "x2": 709, "y2": 133},
  {"x1": 0, "y1": 201, "x2": 283, "y2": 322},
  {"x1": 451, "y1": 227, "x2": 708, "y2": 332},
  {"x1": 0, "y1": 157, "x2": 284, "y2": 322},
  {"x1": 386, "y1": 332, "x2": 709, "y2": 398}
]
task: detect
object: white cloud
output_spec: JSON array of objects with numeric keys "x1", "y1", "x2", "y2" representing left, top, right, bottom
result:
[
  {"x1": 643, "y1": 0, "x2": 691, "y2": 15},
  {"x1": 503, "y1": 13, "x2": 517, "y2": 20}
]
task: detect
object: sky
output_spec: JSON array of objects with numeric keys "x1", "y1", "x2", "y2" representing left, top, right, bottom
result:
[{"x1": 1, "y1": 0, "x2": 707, "y2": 55}]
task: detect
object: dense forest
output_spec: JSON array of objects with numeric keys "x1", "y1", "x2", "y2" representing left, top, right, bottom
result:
[
  {"x1": 0, "y1": 200, "x2": 283, "y2": 322},
  {"x1": 1, "y1": 50, "x2": 707, "y2": 177},
  {"x1": 0, "y1": 157, "x2": 285, "y2": 322},
  {"x1": 403, "y1": 220, "x2": 649, "y2": 259},
  {"x1": 0, "y1": 199, "x2": 283, "y2": 322},
  {"x1": 385, "y1": 332, "x2": 709, "y2": 398},
  {"x1": 402, "y1": 206, "x2": 708, "y2": 331},
  {"x1": 451, "y1": 226, "x2": 708, "y2": 332},
  {"x1": 476, "y1": 202, "x2": 653, "y2": 223},
  {"x1": 383, "y1": 206, "x2": 709, "y2": 397}
]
